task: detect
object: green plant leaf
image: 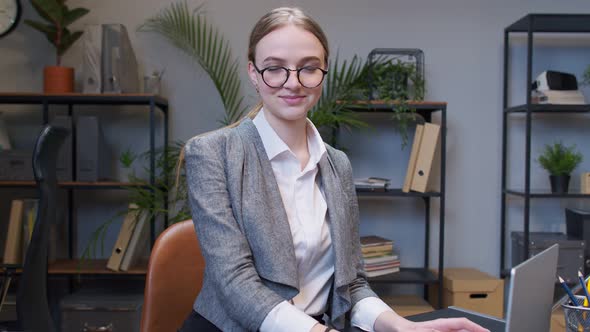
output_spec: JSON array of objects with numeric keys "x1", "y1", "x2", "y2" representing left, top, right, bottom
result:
[
  {"x1": 63, "y1": 7, "x2": 90, "y2": 26},
  {"x1": 537, "y1": 142, "x2": 583, "y2": 176},
  {"x1": 308, "y1": 53, "x2": 379, "y2": 146},
  {"x1": 57, "y1": 29, "x2": 82, "y2": 55},
  {"x1": 31, "y1": 0, "x2": 64, "y2": 24},
  {"x1": 139, "y1": 1, "x2": 247, "y2": 125},
  {"x1": 82, "y1": 140, "x2": 192, "y2": 259}
]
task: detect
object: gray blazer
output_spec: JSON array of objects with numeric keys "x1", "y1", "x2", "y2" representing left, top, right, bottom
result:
[{"x1": 184, "y1": 118, "x2": 377, "y2": 331}]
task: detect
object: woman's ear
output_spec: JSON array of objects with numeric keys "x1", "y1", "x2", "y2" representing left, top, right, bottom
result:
[{"x1": 247, "y1": 62, "x2": 259, "y2": 89}]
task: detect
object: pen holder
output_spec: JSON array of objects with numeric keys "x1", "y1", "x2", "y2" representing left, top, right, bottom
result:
[{"x1": 562, "y1": 295, "x2": 590, "y2": 331}]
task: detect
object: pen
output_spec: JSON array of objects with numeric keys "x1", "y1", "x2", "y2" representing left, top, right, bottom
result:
[
  {"x1": 559, "y1": 276, "x2": 580, "y2": 306},
  {"x1": 579, "y1": 271, "x2": 590, "y2": 307}
]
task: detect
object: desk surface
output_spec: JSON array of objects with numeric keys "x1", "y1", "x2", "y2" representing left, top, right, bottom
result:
[{"x1": 341, "y1": 308, "x2": 505, "y2": 332}]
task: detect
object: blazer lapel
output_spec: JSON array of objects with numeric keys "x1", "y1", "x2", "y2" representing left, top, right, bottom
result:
[
  {"x1": 237, "y1": 119, "x2": 298, "y2": 289},
  {"x1": 318, "y1": 153, "x2": 354, "y2": 290}
]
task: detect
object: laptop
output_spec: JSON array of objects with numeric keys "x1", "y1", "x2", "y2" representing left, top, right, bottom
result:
[{"x1": 404, "y1": 244, "x2": 559, "y2": 332}]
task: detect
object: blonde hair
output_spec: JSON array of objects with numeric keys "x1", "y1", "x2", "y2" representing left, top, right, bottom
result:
[{"x1": 176, "y1": 7, "x2": 329, "y2": 185}]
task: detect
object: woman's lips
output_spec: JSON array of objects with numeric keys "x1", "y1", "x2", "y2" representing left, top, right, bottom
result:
[{"x1": 280, "y1": 95, "x2": 305, "y2": 105}]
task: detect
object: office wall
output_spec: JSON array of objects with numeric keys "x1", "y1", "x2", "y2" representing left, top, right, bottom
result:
[{"x1": 1, "y1": 0, "x2": 590, "y2": 276}]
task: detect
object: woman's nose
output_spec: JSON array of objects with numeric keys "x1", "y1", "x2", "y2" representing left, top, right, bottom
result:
[{"x1": 283, "y1": 70, "x2": 301, "y2": 89}]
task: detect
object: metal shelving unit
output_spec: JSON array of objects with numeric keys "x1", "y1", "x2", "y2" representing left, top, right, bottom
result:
[
  {"x1": 500, "y1": 14, "x2": 590, "y2": 275},
  {"x1": 348, "y1": 101, "x2": 446, "y2": 307},
  {"x1": 0, "y1": 92, "x2": 168, "y2": 275}
]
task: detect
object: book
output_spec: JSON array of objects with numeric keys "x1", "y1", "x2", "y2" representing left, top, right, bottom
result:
[
  {"x1": 21, "y1": 199, "x2": 39, "y2": 263},
  {"x1": 410, "y1": 123, "x2": 440, "y2": 193},
  {"x1": 403, "y1": 124, "x2": 424, "y2": 193},
  {"x1": 581, "y1": 172, "x2": 590, "y2": 194},
  {"x1": 364, "y1": 253, "x2": 399, "y2": 265},
  {"x1": 533, "y1": 90, "x2": 585, "y2": 105},
  {"x1": 365, "y1": 261, "x2": 401, "y2": 271},
  {"x1": 366, "y1": 266, "x2": 400, "y2": 277},
  {"x1": 106, "y1": 204, "x2": 140, "y2": 271},
  {"x1": 82, "y1": 24, "x2": 103, "y2": 93},
  {"x1": 354, "y1": 177, "x2": 390, "y2": 191},
  {"x1": 0, "y1": 112, "x2": 11, "y2": 151},
  {"x1": 119, "y1": 211, "x2": 149, "y2": 271},
  {"x1": 360, "y1": 235, "x2": 393, "y2": 247},
  {"x1": 2, "y1": 200, "x2": 24, "y2": 264},
  {"x1": 50, "y1": 115, "x2": 73, "y2": 181}
]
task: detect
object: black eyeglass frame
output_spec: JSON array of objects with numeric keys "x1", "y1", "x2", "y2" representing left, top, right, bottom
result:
[{"x1": 252, "y1": 63, "x2": 329, "y2": 88}]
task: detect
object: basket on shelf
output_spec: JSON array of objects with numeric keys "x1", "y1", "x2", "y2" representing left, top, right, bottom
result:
[{"x1": 562, "y1": 295, "x2": 590, "y2": 332}]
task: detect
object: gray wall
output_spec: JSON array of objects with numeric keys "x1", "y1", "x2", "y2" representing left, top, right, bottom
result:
[{"x1": 2, "y1": 0, "x2": 590, "y2": 277}]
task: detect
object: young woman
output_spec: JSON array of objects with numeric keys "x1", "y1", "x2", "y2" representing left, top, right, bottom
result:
[{"x1": 180, "y1": 7, "x2": 489, "y2": 332}]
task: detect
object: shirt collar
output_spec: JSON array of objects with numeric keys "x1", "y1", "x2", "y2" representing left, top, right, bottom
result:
[{"x1": 252, "y1": 108, "x2": 327, "y2": 165}]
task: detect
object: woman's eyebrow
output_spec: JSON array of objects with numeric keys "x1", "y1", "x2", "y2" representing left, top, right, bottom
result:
[
  {"x1": 297, "y1": 56, "x2": 322, "y2": 65},
  {"x1": 262, "y1": 56, "x2": 286, "y2": 65},
  {"x1": 261, "y1": 56, "x2": 322, "y2": 66}
]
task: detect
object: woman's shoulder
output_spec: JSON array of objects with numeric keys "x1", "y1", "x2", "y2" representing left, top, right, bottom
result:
[
  {"x1": 324, "y1": 143, "x2": 349, "y2": 166},
  {"x1": 184, "y1": 121, "x2": 244, "y2": 155}
]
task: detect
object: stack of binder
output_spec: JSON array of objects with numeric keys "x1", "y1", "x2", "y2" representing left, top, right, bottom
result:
[
  {"x1": 403, "y1": 122, "x2": 440, "y2": 193},
  {"x1": 360, "y1": 235, "x2": 400, "y2": 277}
]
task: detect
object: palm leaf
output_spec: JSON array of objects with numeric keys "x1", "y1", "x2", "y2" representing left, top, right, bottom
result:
[
  {"x1": 139, "y1": 1, "x2": 247, "y2": 125},
  {"x1": 309, "y1": 54, "x2": 374, "y2": 135}
]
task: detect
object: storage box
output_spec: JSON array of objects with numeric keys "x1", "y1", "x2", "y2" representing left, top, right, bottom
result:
[
  {"x1": 565, "y1": 208, "x2": 590, "y2": 275},
  {"x1": 551, "y1": 307, "x2": 566, "y2": 332},
  {"x1": 380, "y1": 295, "x2": 434, "y2": 317},
  {"x1": 0, "y1": 294, "x2": 16, "y2": 322},
  {"x1": 0, "y1": 150, "x2": 33, "y2": 181},
  {"x1": 60, "y1": 292, "x2": 142, "y2": 332},
  {"x1": 428, "y1": 268, "x2": 504, "y2": 318},
  {"x1": 511, "y1": 232, "x2": 584, "y2": 284}
]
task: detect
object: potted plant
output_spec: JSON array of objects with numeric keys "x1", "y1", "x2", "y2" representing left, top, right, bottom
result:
[
  {"x1": 537, "y1": 141, "x2": 583, "y2": 193},
  {"x1": 355, "y1": 58, "x2": 426, "y2": 148},
  {"x1": 24, "y1": 0, "x2": 89, "y2": 93}
]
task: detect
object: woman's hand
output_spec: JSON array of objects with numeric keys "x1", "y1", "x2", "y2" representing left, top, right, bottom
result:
[
  {"x1": 374, "y1": 311, "x2": 490, "y2": 332},
  {"x1": 310, "y1": 322, "x2": 340, "y2": 332}
]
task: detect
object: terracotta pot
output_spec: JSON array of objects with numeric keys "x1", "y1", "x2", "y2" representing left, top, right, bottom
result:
[{"x1": 43, "y1": 66, "x2": 74, "y2": 93}]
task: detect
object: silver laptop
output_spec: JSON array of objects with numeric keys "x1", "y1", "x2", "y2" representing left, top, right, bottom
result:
[{"x1": 449, "y1": 244, "x2": 559, "y2": 332}]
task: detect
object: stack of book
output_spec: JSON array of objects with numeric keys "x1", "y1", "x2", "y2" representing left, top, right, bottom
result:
[
  {"x1": 354, "y1": 177, "x2": 390, "y2": 192},
  {"x1": 360, "y1": 235, "x2": 400, "y2": 277}
]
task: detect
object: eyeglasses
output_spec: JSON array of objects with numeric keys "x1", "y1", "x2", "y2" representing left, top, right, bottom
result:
[{"x1": 253, "y1": 63, "x2": 328, "y2": 88}]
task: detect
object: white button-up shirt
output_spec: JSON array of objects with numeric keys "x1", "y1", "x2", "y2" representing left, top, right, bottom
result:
[{"x1": 254, "y1": 110, "x2": 392, "y2": 332}]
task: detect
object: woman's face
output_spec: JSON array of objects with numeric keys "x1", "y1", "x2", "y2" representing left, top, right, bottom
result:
[{"x1": 248, "y1": 25, "x2": 326, "y2": 124}]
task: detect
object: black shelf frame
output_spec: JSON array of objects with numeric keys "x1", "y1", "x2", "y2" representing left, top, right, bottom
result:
[
  {"x1": 500, "y1": 14, "x2": 590, "y2": 275},
  {"x1": 0, "y1": 93, "x2": 169, "y2": 263},
  {"x1": 348, "y1": 102, "x2": 446, "y2": 308}
]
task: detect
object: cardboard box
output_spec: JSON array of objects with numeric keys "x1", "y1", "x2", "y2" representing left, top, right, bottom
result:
[
  {"x1": 550, "y1": 308, "x2": 566, "y2": 332},
  {"x1": 381, "y1": 295, "x2": 434, "y2": 317},
  {"x1": 429, "y1": 268, "x2": 504, "y2": 318}
]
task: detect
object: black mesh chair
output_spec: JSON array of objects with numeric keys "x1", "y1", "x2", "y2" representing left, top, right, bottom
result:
[{"x1": 0, "y1": 125, "x2": 69, "y2": 332}]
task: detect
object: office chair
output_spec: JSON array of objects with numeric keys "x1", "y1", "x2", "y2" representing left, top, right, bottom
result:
[
  {"x1": 10, "y1": 125, "x2": 69, "y2": 332},
  {"x1": 140, "y1": 219, "x2": 205, "y2": 332}
]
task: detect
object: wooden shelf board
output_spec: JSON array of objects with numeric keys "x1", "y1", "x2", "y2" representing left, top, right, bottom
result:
[
  {"x1": 356, "y1": 187, "x2": 441, "y2": 197},
  {"x1": 505, "y1": 189, "x2": 590, "y2": 198},
  {"x1": 368, "y1": 267, "x2": 440, "y2": 284},
  {"x1": 0, "y1": 92, "x2": 168, "y2": 110},
  {"x1": 48, "y1": 259, "x2": 147, "y2": 275},
  {"x1": 505, "y1": 104, "x2": 590, "y2": 113},
  {"x1": 0, "y1": 181, "x2": 149, "y2": 189}
]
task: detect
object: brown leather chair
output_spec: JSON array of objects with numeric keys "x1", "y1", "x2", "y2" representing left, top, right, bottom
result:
[{"x1": 141, "y1": 220, "x2": 205, "y2": 332}]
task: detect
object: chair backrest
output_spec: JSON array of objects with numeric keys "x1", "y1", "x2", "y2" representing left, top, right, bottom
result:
[
  {"x1": 17, "y1": 125, "x2": 69, "y2": 332},
  {"x1": 140, "y1": 219, "x2": 205, "y2": 332}
]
